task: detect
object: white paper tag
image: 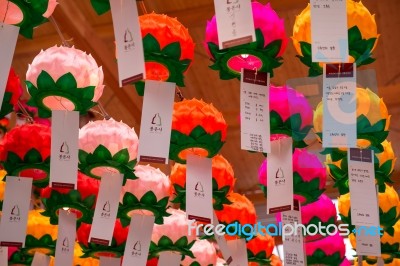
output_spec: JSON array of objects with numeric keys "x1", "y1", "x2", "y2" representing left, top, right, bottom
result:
[
  {"x1": 109, "y1": 0, "x2": 145, "y2": 87},
  {"x1": 186, "y1": 155, "x2": 213, "y2": 223},
  {"x1": 213, "y1": 0, "x2": 255, "y2": 49},
  {"x1": 99, "y1": 257, "x2": 121, "y2": 266},
  {"x1": 157, "y1": 251, "x2": 181, "y2": 266},
  {"x1": 32, "y1": 252, "x2": 50, "y2": 266},
  {"x1": 227, "y1": 239, "x2": 248, "y2": 266},
  {"x1": 0, "y1": 176, "x2": 32, "y2": 247},
  {"x1": 89, "y1": 173, "x2": 123, "y2": 245},
  {"x1": 212, "y1": 213, "x2": 233, "y2": 264},
  {"x1": 282, "y1": 202, "x2": 306, "y2": 266},
  {"x1": 266, "y1": 137, "x2": 293, "y2": 214},
  {"x1": 137, "y1": 80, "x2": 175, "y2": 164},
  {"x1": 310, "y1": 0, "x2": 348, "y2": 62},
  {"x1": 0, "y1": 247, "x2": 7, "y2": 266},
  {"x1": 322, "y1": 63, "x2": 357, "y2": 148},
  {"x1": 54, "y1": 210, "x2": 76, "y2": 266},
  {"x1": 122, "y1": 214, "x2": 155, "y2": 266},
  {"x1": 354, "y1": 225, "x2": 381, "y2": 256},
  {"x1": 0, "y1": 23, "x2": 19, "y2": 110},
  {"x1": 240, "y1": 69, "x2": 271, "y2": 153},
  {"x1": 50, "y1": 110, "x2": 79, "y2": 189},
  {"x1": 348, "y1": 149, "x2": 379, "y2": 226}
]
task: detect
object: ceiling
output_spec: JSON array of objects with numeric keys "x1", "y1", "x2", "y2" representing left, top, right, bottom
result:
[{"x1": 11, "y1": 0, "x2": 400, "y2": 203}]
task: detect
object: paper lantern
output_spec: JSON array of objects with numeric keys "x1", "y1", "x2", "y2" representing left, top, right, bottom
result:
[
  {"x1": 170, "y1": 99, "x2": 227, "y2": 164},
  {"x1": 327, "y1": 140, "x2": 396, "y2": 194},
  {"x1": 215, "y1": 193, "x2": 257, "y2": 240},
  {"x1": 354, "y1": 255, "x2": 400, "y2": 266},
  {"x1": 133, "y1": 13, "x2": 195, "y2": 95},
  {"x1": 1, "y1": 68, "x2": 22, "y2": 119},
  {"x1": 77, "y1": 219, "x2": 129, "y2": 258},
  {"x1": 181, "y1": 239, "x2": 218, "y2": 266},
  {"x1": 19, "y1": 209, "x2": 58, "y2": 256},
  {"x1": 0, "y1": 0, "x2": 58, "y2": 38},
  {"x1": 40, "y1": 172, "x2": 100, "y2": 225},
  {"x1": 26, "y1": 45, "x2": 105, "y2": 117},
  {"x1": 293, "y1": 0, "x2": 379, "y2": 76},
  {"x1": 90, "y1": 0, "x2": 110, "y2": 15},
  {"x1": 0, "y1": 118, "x2": 9, "y2": 138},
  {"x1": 170, "y1": 154, "x2": 235, "y2": 210},
  {"x1": 315, "y1": 87, "x2": 390, "y2": 159},
  {"x1": 259, "y1": 148, "x2": 326, "y2": 205},
  {"x1": 118, "y1": 164, "x2": 170, "y2": 226},
  {"x1": 150, "y1": 208, "x2": 196, "y2": 259},
  {"x1": 78, "y1": 119, "x2": 138, "y2": 183},
  {"x1": 339, "y1": 185, "x2": 400, "y2": 235},
  {"x1": 0, "y1": 123, "x2": 51, "y2": 187},
  {"x1": 305, "y1": 233, "x2": 346, "y2": 265},
  {"x1": 246, "y1": 234, "x2": 276, "y2": 265},
  {"x1": 269, "y1": 85, "x2": 313, "y2": 148},
  {"x1": 205, "y1": 2, "x2": 288, "y2": 79},
  {"x1": 49, "y1": 242, "x2": 100, "y2": 266},
  {"x1": 7, "y1": 248, "x2": 33, "y2": 265}
]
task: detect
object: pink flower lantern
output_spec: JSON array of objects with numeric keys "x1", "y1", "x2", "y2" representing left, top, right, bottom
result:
[
  {"x1": 305, "y1": 233, "x2": 347, "y2": 265},
  {"x1": 0, "y1": 0, "x2": 58, "y2": 38},
  {"x1": 78, "y1": 119, "x2": 139, "y2": 183},
  {"x1": 118, "y1": 164, "x2": 171, "y2": 226},
  {"x1": 181, "y1": 239, "x2": 218, "y2": 266},
  {"x1": 150, "y1": 208, "x2": 197, "y2": 259},
  {"x1": 259, "y1": 148, "x2": 326, "y2": 204},
  {"x1": 205, "y1": 2, "x2": 288, "y2": 79},
  {"x1": 26, "y1": 45, "x2": 104, "y2": 117}
]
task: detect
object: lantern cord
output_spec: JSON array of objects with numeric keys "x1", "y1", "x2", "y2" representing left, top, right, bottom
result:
[
  {"x1": 137, "y1": 0, "x2": 148, "y2": 14},
  {"x1": 97, "y1": 101, "x2": 111, "y2": 120},
  {"x1": 175, "y1": 86, "x2": 184, "y2": 101},
  {"x1": 49, "y1": 16, "x2": 71, "y2": 47},
  {"x1": 2, "y1": 0, "x2": 10, "y2": 24},
  {"x1": 17, "y1": 100, "x2": 34, "y2": 124}
]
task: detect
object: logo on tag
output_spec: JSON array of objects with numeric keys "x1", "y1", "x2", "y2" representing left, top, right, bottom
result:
[
  {"x1": 131, "y1": 241, "x2": 142, "y2": 257},
  {"x1": 194, "y1": 182, "x2": 205, "y2": 198},
  {"x1": 275, "y1": 167, "x2": 286, "y2": 186},
  {"x1": 59, "y1": 141, "x2": 71, "y2": 161},
  {"x1": 61, "y1": 237, "x2": 70, "y2": 252},
  {"x1": 150, "y1": 113, "x2": 163, "y2": 133},
  {"x1": 101, "y1": 201, "x2": 111, "y2": 218},
  {"x1": 10, "y1": 205, "x2": 21, "y2": 222},
  {"x1": 124, "y1": 28, "x2": 135, "y2": 51}
]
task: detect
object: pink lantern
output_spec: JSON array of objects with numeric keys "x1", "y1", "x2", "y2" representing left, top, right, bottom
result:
[{"x1": 181, "y1": 239, "x2": 218, "y2": 266}]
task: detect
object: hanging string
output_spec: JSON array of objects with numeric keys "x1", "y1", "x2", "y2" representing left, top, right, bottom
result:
[
  {"x1": 49, "y1": 16, "x2": 71, "y2": 47},
  {"x1": 2, "y1": 0, "x2": 10, "y2": 25},
  {"x1": 137, "y1": 0, "x2": 148, "y2": 14},
  {"x1": 175, "y1": 86, "x2": 184, "y2": 101},
  {"x1": 97, "y1": 101, "x2": 111, "y2": 120},
  {"x1": 17, "y1": 100, "x2": 34, "y2": 124}
]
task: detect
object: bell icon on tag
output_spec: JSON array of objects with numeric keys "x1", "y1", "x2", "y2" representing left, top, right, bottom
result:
[
  {"x1": 11, "y1": 205, "x2": 20, "y2": 216},
  {"x1": 62, "y1": 237, "x2": 69, "y2": 248},
  {"x1": 195, "y1": 182, "x2": 204, "y2": 192},
  {"x1": 103, "y1": 201, "x2": 111, "y2": 212},
  {"x1": 151, "y1": 113, "x2": 162, "y2": 126},
  {"x1": 275, "y1": 167, "x2": 284, "y2": 179},
  {"x1": 60, "y1": 141, "x2": 69, "y2": 154},
  {"x1": 124, "y1": 28, "x2": 133, "y2": 43},
  {"x1": 133, "y1": 241, "x2": 141, "y2": 251}
]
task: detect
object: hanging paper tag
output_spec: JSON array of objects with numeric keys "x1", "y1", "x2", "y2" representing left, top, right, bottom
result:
[
  {"x1": 89, "y1": 173, "x2": 123, "y2": 245},
  {"x1": 158, "y1": 251, "x2": 181, "y2": 266},
  {"x1": 99, "y1": 257, "x2": 121, "y2": 266},
  {"x1": 186, "y1": 155, "x2": 213, "y2": 223},
  {"x1": 310, "y1": 0, "x2": 348, "y2": 62},
  {"x1": 240, "y1": 69, "x2": 271, "y2": 153},
  {"x1": 122, "y1": 214, "x2": 155, "y2": 266},
  {"x1": 322, "y1": 63, "x2": 356, "y2": 148},
  {"x1": 282, "y1": 201, "x2": 307, "y2": 266},
  {"x1": 137, "y1": 80, "x2": 175, "y2": 164},
  {"x1": 50, "y1": 110, "x2": 79, "y2": 189},
  {"x1": 0, "y1": 23, "x2": 19, "y2": 110},
  {"x1": 348, "y1": 148, "x2": 379, "y2": 226},
  {"x1": 109, "y1": 0, "x2": 145, "y2": 86},
  {"x1": 212, "y1": 213, "x2": 233, "y2": 264},
  {"x1": 54, "y1": 210, "x2": 76, "y2": 266},
  {"x1": 213, "y1": 0, "x2": 255, "y2": 49},
  {"x1": 32, "y1": 252, "x2": 50, "y2": 266},
  {"x1": 227, "y1": 239, "x2": 248, "y2": 266},
  {"x1": 266, "y1": 137, "x2": 293, "y2": 214},
  {"x1": 354, "y1": 225, "x2": 381, "y2": 257},
  {"x1": 0, "y1": 176, "x2": 32, "y2": 247},
  {"x1": 0, "y1": 247, "x2": 7, "y2": 266}
]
